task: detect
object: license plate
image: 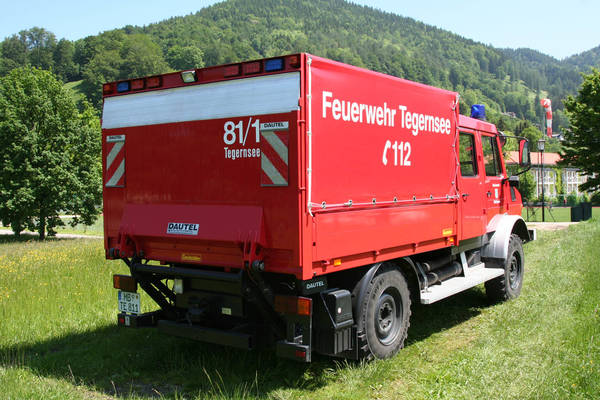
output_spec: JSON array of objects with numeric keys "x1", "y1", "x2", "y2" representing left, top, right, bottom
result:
[{"x1": 118, "y1": 291, "x2": 140, "y2": 314}]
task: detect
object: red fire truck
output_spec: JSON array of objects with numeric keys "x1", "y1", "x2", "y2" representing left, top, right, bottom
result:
[{"x1": 103, "y1": 53, "x2": 533, "y2": 361}]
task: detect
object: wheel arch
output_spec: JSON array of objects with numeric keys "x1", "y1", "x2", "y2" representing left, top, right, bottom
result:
[
  {"x1": 481, "y1": 214, "x2": 530, "y2": 260},
  {"x1": 352, "y1": 258, "x2": 420, "y2": 327}
]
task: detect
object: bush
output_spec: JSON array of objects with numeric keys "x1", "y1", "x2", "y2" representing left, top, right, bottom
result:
[
  {"x1": 567, "y1": 193, "x2": 579, "y2": 206},
  {"x1": 591, "y1": 191, "x2": 600, "y2": 205},
  {"x1": 579, "y1": 193, "x2": 590, "y2": 203}
]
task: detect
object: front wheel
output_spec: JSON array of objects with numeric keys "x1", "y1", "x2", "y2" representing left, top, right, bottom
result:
[
  {"x1": 485, "y1": 234, "x2": 524, "y2": 302},
  {"x1": 358, "y1": 265, "x2": 411, "y2": 359}
]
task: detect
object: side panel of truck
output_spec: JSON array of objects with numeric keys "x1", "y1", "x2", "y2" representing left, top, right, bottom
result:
[{"x1": 306, "y1": 56, "x2": 460, "y2": 276}]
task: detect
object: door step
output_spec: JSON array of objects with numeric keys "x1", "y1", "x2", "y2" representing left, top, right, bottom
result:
[{"x1": 420, "y1": 262, "x2": 504, "y2": 304}]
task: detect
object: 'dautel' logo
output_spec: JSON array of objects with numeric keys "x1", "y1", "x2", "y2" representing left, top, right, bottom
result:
[
  {"x1": 166, "y1": 222, "x2": 199, "y2": 236},
  {"x1": 306, "y1": 281, "x2": 325, "y2": 290}
]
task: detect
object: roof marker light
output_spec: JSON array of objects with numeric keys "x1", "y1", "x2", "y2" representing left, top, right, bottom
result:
[
  {"x1": 103, "y1": 83, "x2": 114, "y2": 95},
  {"x1": 265, "y1": 58, "x2": 284, "y2": 72},
  {"x1": 181, "y1": 70, "x2": 197, "y2": 83},
  {"x1": 243, "y1": 62, "x2": 261, "y2": 75},
  {"x1": 117, "y1": 81, "x2": 130, "y2": 93},
  {"x1": 288, "y1": 55, "x2": 301, "y2": 68},
  {"x1": 147, "y1": 76, "x2": 162, "y2": 88},
  {"x1": 224, "y1": 64, "x2": 241, "y2": 77},
  {"x1": 131, "y1": 78, "x2": 145, "y2": 90}
]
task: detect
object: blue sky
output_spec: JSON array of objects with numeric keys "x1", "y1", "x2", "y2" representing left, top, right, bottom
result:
[{"x1": 1, "y1": 0, "x2": 598, "y2": 60}]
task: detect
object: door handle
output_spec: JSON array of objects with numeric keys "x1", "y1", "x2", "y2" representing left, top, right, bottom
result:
[
  {"x1": 487, "y1": 191, "x2": 492, "y2": 197},
  {"x1": 462, "y1": 193, "x2": 469, "y2": 199}
]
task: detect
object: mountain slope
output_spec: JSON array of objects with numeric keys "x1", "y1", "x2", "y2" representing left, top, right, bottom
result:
[
  {"x1": 564, "y1": 45, "x2": 600, "y2": 70},
  {"x1": 2, "y1": 0, "x2": 597, "y2": 134},
  {"x1": 134, "y1": 0, "x2": 582, "y2": 128}
]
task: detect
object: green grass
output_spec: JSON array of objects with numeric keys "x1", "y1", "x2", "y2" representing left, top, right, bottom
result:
[
  {"x1": 1, "y1": 221, "x2": 599, "y2": 399},
  {"x1": 64, "y1": 80, "x2": 86, "y2": 105},
  {"x1": 54, "y1": 216, "x2": 104, "y2": 236},
  {"x1": 522, "y1": 206, "x2": 599, "y2": 222}
]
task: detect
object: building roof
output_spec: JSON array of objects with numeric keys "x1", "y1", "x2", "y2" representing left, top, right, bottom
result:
[{"x1": 506, "y1": 151, "x2": 561, "y2": 166}]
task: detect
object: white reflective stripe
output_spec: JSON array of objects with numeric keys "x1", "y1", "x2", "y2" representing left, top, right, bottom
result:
[
  {"x1": 106, "y1": 141, "x2": 124, "y2": 170},
  {"x1": 262, "y1": 131, "x2": 288, "y2": 165},
  {"x1": 102, "y1": 72, "x2": 300, "y2": 129},
  {"x1": 261, "y1": 155, "x2": 286, "y2": 185},
  {"x1": 106, "y1": 159, "x2": 125, "y2": 187}
]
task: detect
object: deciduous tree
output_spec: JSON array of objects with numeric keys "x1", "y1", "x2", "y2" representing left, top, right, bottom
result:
[
  {"x1": 0, "y1": 67, "x2": 102, "y2": 239},
  {"x1": 560, "y1": 68, "x2": 600, "y2": 192}
]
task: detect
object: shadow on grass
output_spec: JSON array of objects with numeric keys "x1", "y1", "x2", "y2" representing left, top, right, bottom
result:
[
  {"x1": 0, "y1": 232, "x2": 88, "y2": 244},
  {"x1": 407, "y1": 286, "x2": 487, "y2": 345},
  {"x1": 0, "y1": 288, "x2": 488, "y2": 399},
  {"x1": 0, "y1": 323, "x2": 337, "y2": 398}
]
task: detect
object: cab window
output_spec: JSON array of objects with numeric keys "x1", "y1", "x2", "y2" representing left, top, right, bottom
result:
[
  {"x1": 459, "y1": 132, "x2": 477, "y2": 177},
  {"x1": 482, "y1": 135, "x2": 502, "y2": 176}
]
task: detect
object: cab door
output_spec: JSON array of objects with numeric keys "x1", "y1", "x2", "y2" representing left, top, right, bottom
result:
[
  {"x1": 480, "y1": 133, "x2": 505, "y2": 224},
  {"x1": 458, "y1": 130, "x2": 486, "y2": 240}
]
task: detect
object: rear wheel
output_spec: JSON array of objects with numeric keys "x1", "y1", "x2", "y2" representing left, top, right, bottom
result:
[
  {"x1": 485, "y1": 234, "x2": 524, "y2": 302},
  {"x1": 358, "y1": 266, "x2": 411, "y2": 359}
]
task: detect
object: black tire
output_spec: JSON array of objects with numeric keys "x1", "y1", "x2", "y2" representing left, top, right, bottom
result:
[
  {"x1": 485, "y1": 234, "x2": 524, "y2": 303},
  {"x1": 358, "y1": 265, "x2": 411, "y2": 359}
]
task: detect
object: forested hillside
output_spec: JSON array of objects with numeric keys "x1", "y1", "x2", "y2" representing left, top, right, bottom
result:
[
  {"x1": 1, "y1": 0, "x2": 598, "y2": 135},
  {"x1": 565, "y1": 45, "x2": 600, "y2": 70}
]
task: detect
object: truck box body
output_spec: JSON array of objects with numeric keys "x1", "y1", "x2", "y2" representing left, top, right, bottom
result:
[
  {"x1": 102, "y1": 53, "x2": 530, "y2": 361},
  {"x1": 102, "y1": 54, "x2": 474, "y2": 279}
]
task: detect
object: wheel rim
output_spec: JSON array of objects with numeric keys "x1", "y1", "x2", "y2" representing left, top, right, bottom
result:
[
  {"x1": 375, "y1": 290, "x2": 402, "y2": 345},
  {"x1": 508, "y1": 251, "x2": 522, "y2": 290}
]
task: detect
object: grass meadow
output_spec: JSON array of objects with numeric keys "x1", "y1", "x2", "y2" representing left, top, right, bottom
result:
[
  {"x1": 522, "y1": 205, "x2": 599, "y2": 222},
  {"x1": 0, "y1": 220, "x2": 599, "y2": 399}
]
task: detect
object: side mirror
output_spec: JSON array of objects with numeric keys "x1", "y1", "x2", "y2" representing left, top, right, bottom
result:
[
  {"x1": 519, "y1": 139, "x2": 530, "y2": 168},
  {"x1": 498, "y1": 132, "x2": 507, "y2": 147}
]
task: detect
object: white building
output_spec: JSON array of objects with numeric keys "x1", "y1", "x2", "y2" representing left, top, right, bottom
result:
[{"x1": 507, "y1": 152, "x2": 589, "y2": 199}]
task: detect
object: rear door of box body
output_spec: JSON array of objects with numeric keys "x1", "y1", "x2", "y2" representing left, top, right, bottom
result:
[{"x1": 102, "y1": 71, "x2": 304, "y2": 276}]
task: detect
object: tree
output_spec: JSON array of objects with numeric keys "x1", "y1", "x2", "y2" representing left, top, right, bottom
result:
[
  {"x1": 81, "y1": 32, "x2": 170, "y2": 107},
  {"x1": 23, "y1": 27, "x2": 57, "y2": 70},
  {"x1": 119, "y1": 34, "x2": 170, "y2": 78},
  {"x1": 0, "y1": 34, "x2": 28, "y2": 74},
  {"x1": 520, "y1": 126, "x2": 543, "y2": 151},
  {"x1": 53, "y1": 39, "x2": 78, "y2": 81},
  {"x1": 518, "y1": 170, "x2": 536, "y2": 202},
  {"x1": 166, "y1": 45, "x2": 205, "y2": 71},
  {"x1": 560, "y1": 68, "x2": 600, "y2": 192},
  {"x1": 0, "y1": 67, "x2": 102, "y2": 239}
]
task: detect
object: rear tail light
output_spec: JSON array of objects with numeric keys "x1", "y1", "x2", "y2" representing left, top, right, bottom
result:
[
  {"x1": 274, "y1": 295, "x2": 312, "y2": 316},
  {"x1": 113, "y1": 274, "x2": 137, "y2": 292}
]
